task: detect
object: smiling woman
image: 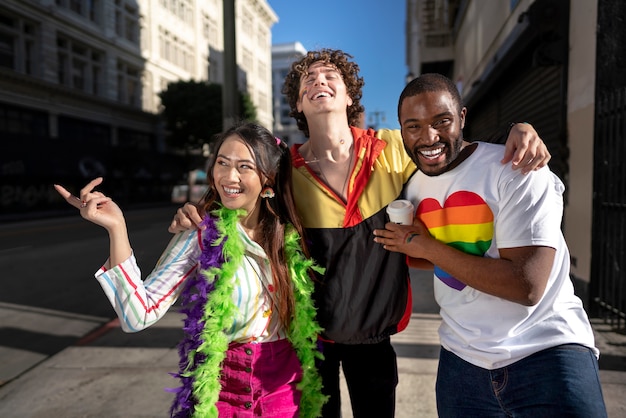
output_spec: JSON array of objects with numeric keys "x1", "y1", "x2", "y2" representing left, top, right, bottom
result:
[
  {"x1": 53, "y1": 122, "x2": 328, "y2": 417},
  {"x1": 212, "y1": 136, "x2": 264, "y2": 224}
]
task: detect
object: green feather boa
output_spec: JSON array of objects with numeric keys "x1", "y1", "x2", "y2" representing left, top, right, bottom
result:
[{"x1": 189, "y1": 207, "x2": 328, "y2": 417}]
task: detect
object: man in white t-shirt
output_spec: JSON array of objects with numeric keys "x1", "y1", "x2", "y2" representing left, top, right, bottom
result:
[{"x1": 373, "y1": 73, "x2": 607, "y2": 417}]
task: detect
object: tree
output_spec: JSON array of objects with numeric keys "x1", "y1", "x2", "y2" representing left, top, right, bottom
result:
[
  {"x1": 239, "y1": 91, "x2": 257, "y2": 124},
  {"x1": 158, "y1": 80, "x2": 257, "y2": 152}
]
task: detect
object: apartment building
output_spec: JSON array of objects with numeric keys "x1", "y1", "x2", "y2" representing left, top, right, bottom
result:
[
  {"x1": 271, "y1": 41, "x2": 307, "y2": 146},
  {"x1": 1, "y1": 0, "x2": 276, "y2": 215},
  {"x1": 406, "y1": 0, "x2": 625, "y2": 328}
]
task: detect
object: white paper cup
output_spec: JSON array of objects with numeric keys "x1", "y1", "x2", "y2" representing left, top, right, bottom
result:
[{"x1": 386, "y1": 199, "x2": 414, "y2": 225}]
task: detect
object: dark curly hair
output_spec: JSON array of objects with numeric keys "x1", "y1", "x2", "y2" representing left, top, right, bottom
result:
[{"x1": 281, "y1": 49, "x2": 365, "y2": 138}]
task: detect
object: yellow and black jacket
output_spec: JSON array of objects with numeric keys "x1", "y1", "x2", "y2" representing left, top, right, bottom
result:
[{"x1": 290, "y1": 127, "x2": 416, "y2": 344}]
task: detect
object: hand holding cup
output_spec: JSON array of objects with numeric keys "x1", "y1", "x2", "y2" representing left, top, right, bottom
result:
[{"x1": 386, "y1": 200, "x2": 414, "y2": 225}]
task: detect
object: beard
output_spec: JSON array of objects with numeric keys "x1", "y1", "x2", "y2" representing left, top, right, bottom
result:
[{"x1": 404, "y1": 136, "x2": 463, "y2": 177}]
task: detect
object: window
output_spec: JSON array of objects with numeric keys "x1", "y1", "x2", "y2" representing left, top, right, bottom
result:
[
  {"x1": 56, "y1": 0, "x2": 102, "y2": 24},
  {"x1": 70, "y1": 0, "x2": 82, "y2": 15},
  {"x1": 23, "y1": 23, "x2": 35, "y2": 75},
  {"x1": 115, "y1": 0, "x2": 139, "y2": 44},
  {"x1": 0, "y1": 103, "x2": 48, "y2": 139},
  {"x1": 71, "y1": 43, "x2": 87, "y2": 90},
  {"x1": 208, "y1": 18, "x2": 218, "y2": 46},
  {"x1": 159, "y1": 26, "x2": 193, "y2": 71},
  {"x1": 258, "y1": 92, "x2": 268, "y2": 114},
  {"x1": 91, "y1": 52, "x2": 102, "y2": 95},
  {"x1": 162, "y1": 0, "x2": 193, "y2": 24},
  {"x1": 208, "y1": 56, "x2": 219, "y2": 81},
  {"x1": 257, "y1": 28, "x2": 267, "y2": 49},
  {"x1": 117, "y1": 60, "x2": 141, "y2": 107},
  {"x1": 258, "y1": 61, "x2": 267, "y2": 81},
  {"x1": 241, "y1": 9, "x2": 253, "y2": 37},
  {"x1": 57, "y1": 35, "x2": 103, "y2": 95},
  {"x1": 58, "y1": 115, "x2": 110, "y2": 144},
  {"x1": 160, "y1": 76, "x2": 169, "y2": 92},
  {"x1": 202, "y1": 13, "x2": 210, "y2": 39},
  {"x1": 242, "y1": 48, "x2": 252, "y2": 72},
  {"x1": 0, "y1": 12, "x2": 38, "y2": 75},
  {"x1": 280, "y1": 109, "x2": 291, "y2": 125},
  {"x1": 0, "y1": 31, "x2": 14, "y2": 70}
]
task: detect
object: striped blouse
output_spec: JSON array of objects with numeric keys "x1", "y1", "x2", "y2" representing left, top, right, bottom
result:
[{"x1": 94, "y1": 224, "x2": 286, "y2": 343}]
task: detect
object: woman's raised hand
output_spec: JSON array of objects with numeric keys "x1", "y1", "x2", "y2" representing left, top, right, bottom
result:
[{"x1": 53, "y1": 177, "x2": 124, "y2": 231}]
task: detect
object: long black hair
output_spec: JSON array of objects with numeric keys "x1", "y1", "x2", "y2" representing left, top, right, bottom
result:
[{"x1": 200, "y1": 121, "x2": 305, "y2": 326}]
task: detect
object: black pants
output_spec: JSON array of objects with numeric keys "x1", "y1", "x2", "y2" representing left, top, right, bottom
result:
[{"x1": 319, "y1": 338, "x2": 398, "y2": 418}]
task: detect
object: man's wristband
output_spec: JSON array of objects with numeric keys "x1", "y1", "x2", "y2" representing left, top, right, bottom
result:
[
  {"x1": 506, "y1": 122, "x2": 517, "y2": 138},
  {"x1": 506, "y1": 121, "x2": 531, "y2": 137}
]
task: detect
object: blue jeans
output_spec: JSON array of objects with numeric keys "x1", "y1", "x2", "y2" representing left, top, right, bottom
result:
[{"x1": 436, "y1": 344, "x2": 607, "y2": 418}]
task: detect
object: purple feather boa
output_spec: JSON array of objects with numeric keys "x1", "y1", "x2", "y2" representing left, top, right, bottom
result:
[{"x1": 167, "y1": 216, "x2": 225, "y2": 417}]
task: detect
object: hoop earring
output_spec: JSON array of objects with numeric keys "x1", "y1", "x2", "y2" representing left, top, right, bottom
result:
[{"x1": 260, "y1": 186, "x2": 275, "y2": 199}]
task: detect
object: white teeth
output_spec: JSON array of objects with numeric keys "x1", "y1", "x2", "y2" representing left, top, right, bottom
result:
[
  {"x1": 420, "y1": 147, "x2": 444, "y2": 159},
  {"x1": 313, "y1": 92, "x2": 331, "y2": 99},
  {"x1": 224, "y1": 187, "x2": 241, "y2": 194}
]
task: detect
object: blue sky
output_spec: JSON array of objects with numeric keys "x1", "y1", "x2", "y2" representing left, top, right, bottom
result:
[{"x1": 268, "y1": 0, "x2": 406, "y2": 130}]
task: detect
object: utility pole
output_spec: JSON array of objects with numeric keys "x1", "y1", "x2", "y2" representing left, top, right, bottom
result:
[{"x1": 222, "y1": 0, "x2": 238, "y2": 130}]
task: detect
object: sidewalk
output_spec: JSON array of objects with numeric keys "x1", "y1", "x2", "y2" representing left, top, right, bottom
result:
[{"x1": 1, "y1": 271, "x2": 626, "y2": 417}]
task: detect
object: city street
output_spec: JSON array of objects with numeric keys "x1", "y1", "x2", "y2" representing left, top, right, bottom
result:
[
  {"x1": 0, "y1": 201, "x2": 438, "y2": 367},
  {"x1": 1, "y1": 206, "x2": 625, "y2": 417},
  {"x1": 0, "y1": 205, "x2": 181, "y2": 357}
]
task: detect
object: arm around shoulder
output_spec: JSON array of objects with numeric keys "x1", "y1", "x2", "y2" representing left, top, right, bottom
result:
[{"x1": 501, "y1": 122, "x2": 551, "y2": 173}]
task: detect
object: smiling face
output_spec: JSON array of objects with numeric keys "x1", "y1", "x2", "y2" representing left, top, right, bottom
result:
[
  {"x1": 296, "y1": 61, "x2": 353, "y2": 116},
  {"x1": 212, "y1": 135, "x2": 264, "y2": 216},
  {"x1": 399, "y1": 90, "x2": 467, "y2": 176}
]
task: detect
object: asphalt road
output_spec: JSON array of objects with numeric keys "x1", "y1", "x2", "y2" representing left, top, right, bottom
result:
[
  {"x1": 0, "y1": 202, "x2": 437, "y2": 369},
  {"x1": 0, "y1": 204, "x2": 181, "y2": 319}
]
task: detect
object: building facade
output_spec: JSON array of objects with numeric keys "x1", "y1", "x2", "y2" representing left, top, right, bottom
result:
[
  {"x1": 1, "y1": 0, "x2": 276, "y2": 216},
  {"x1": 406, "y1": 0, "x2": 625, "y2": 328},
  {"x1": 271, "y1": 41, "x2": 307, "y2": 146}
]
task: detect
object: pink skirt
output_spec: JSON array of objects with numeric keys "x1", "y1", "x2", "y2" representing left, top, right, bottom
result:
[{"x1": 217, "y1": 338, "x2": 303, "y2": 417}]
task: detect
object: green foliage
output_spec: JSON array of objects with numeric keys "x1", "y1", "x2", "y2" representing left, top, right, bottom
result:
[
  {"x1": 158, "y1": 81, "x2": 222, "y2": 151},
  {"x1": 239, "y1": 92, "x2": 257, "y2": 123},
  {"x1": 158, "y1": 80, "x2": 257, "y2": 152}
]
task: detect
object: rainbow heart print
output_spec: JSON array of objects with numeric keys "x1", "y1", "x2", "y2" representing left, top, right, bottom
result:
[{"x1": 417, "y1": 191, "x2": 494, "y2": 290}]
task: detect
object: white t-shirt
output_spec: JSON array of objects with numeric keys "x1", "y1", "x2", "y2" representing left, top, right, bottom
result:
[{"x1": 404, "y1": 142, "x2": 597, "y2": 369}]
